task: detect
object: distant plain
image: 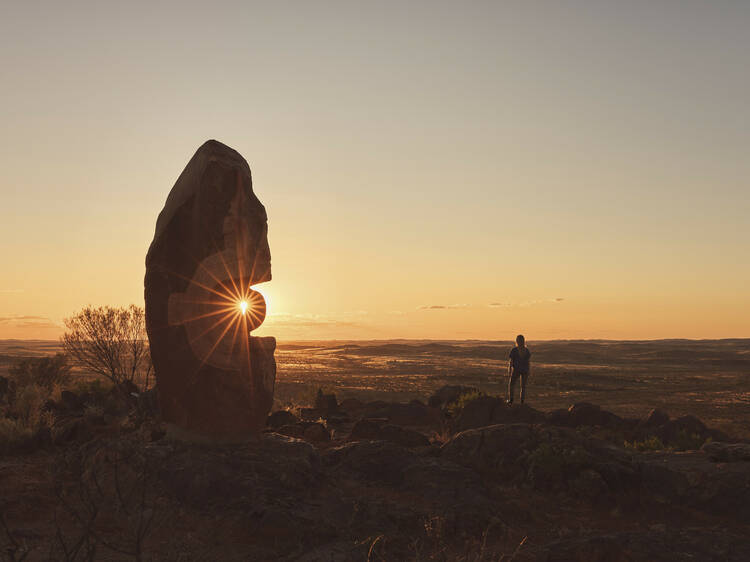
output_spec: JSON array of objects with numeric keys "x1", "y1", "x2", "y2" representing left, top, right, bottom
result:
[{"x1": 2, "y1": 338, "x2": 749, "y2": 438}]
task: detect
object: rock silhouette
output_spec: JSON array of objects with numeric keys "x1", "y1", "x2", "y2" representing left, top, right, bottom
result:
[{"x1": 145, "y1": 140, "x2": 275, "y2": 439}]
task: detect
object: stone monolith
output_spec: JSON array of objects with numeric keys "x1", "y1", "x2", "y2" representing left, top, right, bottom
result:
[{"x1": 145, "y1": 140, "x2": 275, "y2": 440}]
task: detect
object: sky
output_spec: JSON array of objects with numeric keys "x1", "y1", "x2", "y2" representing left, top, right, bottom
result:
[{"x1": 1, "y1": 1, "x2": 749, "y2": 340}]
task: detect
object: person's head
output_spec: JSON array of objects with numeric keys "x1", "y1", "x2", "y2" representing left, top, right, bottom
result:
[{"x1": 516, "y1": 334, "x2": 525, "y2": 348}]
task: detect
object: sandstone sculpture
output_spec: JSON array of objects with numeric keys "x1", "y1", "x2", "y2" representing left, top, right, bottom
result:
[{"x1": 145, "y1": 140, "x2": 275, "y2": 439}]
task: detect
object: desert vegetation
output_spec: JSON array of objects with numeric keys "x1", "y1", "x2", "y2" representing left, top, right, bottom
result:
[
  {"x1": 1, "y1": 337, "x2": 750, "y2": 559},
  {"x1": 61, "y1": 305, "x2": 152, "y2": 391}
]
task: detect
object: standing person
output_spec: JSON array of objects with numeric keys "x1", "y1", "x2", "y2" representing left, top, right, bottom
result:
[{"x1": 508, "y1": 334, "x2": 531, "y2": 405}]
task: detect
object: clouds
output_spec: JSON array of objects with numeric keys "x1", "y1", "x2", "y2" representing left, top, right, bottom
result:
[
  {"x1": 417, "y1": 304, "x2": 470, "y2": 310},
  {"x1": 0, "y1": 314, "x2": 61, "y2": 332},
  {"x1": 0, "y1": 314, "x2": 57, "y2": 327},
  {"x1": 488, "y1": 298, "x2": 565, "y2": 308},
  {"x1": 417, "y1": 299, "x2": 566, "y2": 311}
]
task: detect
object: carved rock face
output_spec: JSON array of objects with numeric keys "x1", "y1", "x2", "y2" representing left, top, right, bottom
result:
[{"x1": 145, "y1": 140, "x2": 275, "y2": 439}]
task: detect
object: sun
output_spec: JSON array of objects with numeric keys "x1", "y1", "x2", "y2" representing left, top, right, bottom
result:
[{"x1": 239, "y1": 300, "x2": 249, "y2": 314}]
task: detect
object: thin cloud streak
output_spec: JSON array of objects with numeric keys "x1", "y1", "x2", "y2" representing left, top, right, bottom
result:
[
  {"x1": 0, "y1": 315, "x2": 60, "y2": 330},
  {"x1": 488, "y1": 298, "x2": 565, "y2": 308},
  {"x1": 417, "y1": 304, "x2": 470, "y2": 311}
]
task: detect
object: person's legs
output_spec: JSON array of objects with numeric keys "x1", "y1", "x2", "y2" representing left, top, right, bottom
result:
[
  {"x1": 508, "y1": 371, "x2": 519, "y2": 404},
  {"x1": 520, "y1": 372, "x2": 528, "y2": 404}
]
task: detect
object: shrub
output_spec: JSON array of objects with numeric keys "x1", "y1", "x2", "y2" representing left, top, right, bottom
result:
[
  {"x1": 12, "y1": 383, "x2": 48, "y2": 428},
  {"x1": 62, "y1": 305, "x2": 153, "y2": 390},
  {"x1": 624, "y1": 435, "x2": 667, "y2": 451},
  {"x1": 8, "y1": 353, "x2": 71, "y2": 390},
  {"x1": 446, "y1": 390, "x2": 488, "y2": 417},
  {"x1": 674, "y1": 430, "x2": 710, "y2": 451},
  {"x1": 0, "y1": 418, "x2": 33, "y2": 453},
  {"x1": 74, "y1": 378, "x2": 113, "y2": 399}
]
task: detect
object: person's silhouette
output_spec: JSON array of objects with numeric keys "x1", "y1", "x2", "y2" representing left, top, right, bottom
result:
[{"x1": 507, "y1": 334, "x2": 531, "y2": 405}]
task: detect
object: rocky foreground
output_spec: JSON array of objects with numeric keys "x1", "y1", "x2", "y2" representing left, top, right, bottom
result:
[{"x1": 2, "y1": 386, "x2": 750, "y2": 561}]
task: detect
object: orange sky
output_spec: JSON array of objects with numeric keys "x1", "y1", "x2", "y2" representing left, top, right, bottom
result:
[{"x1": 1, "y1": 2, "x2": 749, "y2": 340}]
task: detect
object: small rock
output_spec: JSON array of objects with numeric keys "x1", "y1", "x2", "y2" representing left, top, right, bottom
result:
[
  {"x1": 644, "y1": 409, "x2": 670, "y2": 427},
  {"x1": 303, "y1": 423, "x2": 330, "y2": 443},
  {"x1": 350, "y1": 419, "x2": 382, "y2": 440}
]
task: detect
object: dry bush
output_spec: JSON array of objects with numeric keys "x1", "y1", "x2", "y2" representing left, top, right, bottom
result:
[
  {"x1": 12, "y1": 384, "x2": 47, "y2": 428},
  {"x1": 61, "y1": 305, "x2": 153, "y2": 391},
  {"x1": 0, "y1": 357, "x2": 65, "y2": 452},
  {"x1": 0, "y1": 418, "x2": 33, "y2": 454},
  {"x1": 8, "y1": 353, "x2": 71, "y2": 391}
]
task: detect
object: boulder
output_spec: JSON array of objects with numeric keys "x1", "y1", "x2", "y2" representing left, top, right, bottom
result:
[
  {"x1": 338, "y1": 398, "x2": 364, "y2": 417},
  {"x1": 275, "y1": 424, "x2": 306, "y2": 439},
  {"x1": 547, "y1": 402, "x2": 624, "y2": 429},
  {"x1": 452, "y1": 395, "x2": 499, "y2": 430},
  {"x1": 443, "y1": 423, "x2": 635, "y2": 501},
  {"x1": 325, "y1": 440, "x2": 414, "y2": 486},
  {"x1": 702, "y1": 441, "x2": 750, "y2": 462},
  {"x1": 349, "y1": 419, "x2": 429, "y2": 447},
  {"x1": 145, "y1": 140, "x2": 276, "y2": 439},
  {"x1": 654, "y1": 415, "x2": 708, "y2": 447},
  {"x1": 349, "y1": 418, "x2": 382, "y2": 440},
  {"x1": 303, "y1": 423, "x2": 330, "y2": 443},
  {"x1": 643, "y1": 408, "x2": 670, "y2": 427},
  {"x1": 570, "y1": 468, "x2": 610, "y2": 501},
  {"x1": 567, "y1": 402, "x2": 623, "y2": 428},
  {"x1": 364, "y1": 401, "x2": 441, "y2": 428},
  {"x1": 267, "y1": 410, "x2": 298, "y2": 429},
  {"x1": 441, "y1": 423, "x2": 539, "y2": 478},
  {"x1": 454, "y1": 396, "x2": 544, "y2": 432}
]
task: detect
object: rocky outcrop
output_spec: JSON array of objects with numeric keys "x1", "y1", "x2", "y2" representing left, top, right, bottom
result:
[
  {"x1": 361, "y1": 400, "x2": 441, "y2": 428},
  {"x1": 349, "y1": 419, "x2": 430, "y2": 447},
  {"x1": 453, "y1": 396, "x2": 545, "y2": 431}
]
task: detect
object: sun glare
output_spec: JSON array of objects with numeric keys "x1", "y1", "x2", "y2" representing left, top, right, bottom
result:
[{"x1": 239, "y1": 300, "x2": 249, "y2": 314}]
